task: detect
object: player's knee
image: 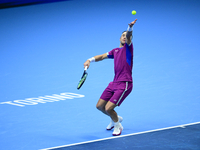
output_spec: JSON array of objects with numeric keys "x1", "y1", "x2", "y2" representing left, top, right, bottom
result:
[{"x1": 96, "y1": 103, "x2": 103, "y2": 111}]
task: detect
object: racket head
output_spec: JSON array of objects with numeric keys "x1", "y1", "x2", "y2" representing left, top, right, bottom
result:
[{"x1": 77, "y1": 71, "x2": 88, "y2": 89}]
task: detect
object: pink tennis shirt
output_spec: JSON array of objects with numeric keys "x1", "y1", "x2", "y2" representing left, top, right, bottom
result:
[{"x1": 107, "y1": 43, "x2": 133, "y2": 82}]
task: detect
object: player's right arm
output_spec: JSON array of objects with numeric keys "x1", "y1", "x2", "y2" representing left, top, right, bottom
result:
[
  {"x1": 84, "y1": 53, "x2": 108, "y2": 68},
  {"x1": 126, "y1": 19, "x2": 137, "y2": 45}
]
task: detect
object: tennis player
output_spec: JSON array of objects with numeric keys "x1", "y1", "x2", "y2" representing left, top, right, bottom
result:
[{"x1": 84, "y1": 19, "x2": 137, "y2": 136}]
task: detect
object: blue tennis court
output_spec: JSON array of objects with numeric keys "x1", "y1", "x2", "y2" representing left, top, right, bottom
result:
[
  {"x1": 0, "y1": 0, "x2": 200, "y2": 149},
  {"x1": 41, "y1": 122, "x2": 200, "y2": 150}
]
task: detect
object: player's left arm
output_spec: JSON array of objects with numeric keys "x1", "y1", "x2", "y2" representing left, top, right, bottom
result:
[{"x1": 126, "y1": 19, "x2": 137, "y2": 45}]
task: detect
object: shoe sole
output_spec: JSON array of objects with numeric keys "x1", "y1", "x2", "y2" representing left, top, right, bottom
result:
[{"x1": 106, "y1": 126, "x2": 114, "y2": 130}]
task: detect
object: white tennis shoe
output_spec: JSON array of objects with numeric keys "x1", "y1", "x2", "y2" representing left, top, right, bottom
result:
[
  {"x1": 106, "y1": 116, "x2": 123, "y2": 130},
  {"x1": 112, "y1": 122, "x2": 123, "y2": 136}
]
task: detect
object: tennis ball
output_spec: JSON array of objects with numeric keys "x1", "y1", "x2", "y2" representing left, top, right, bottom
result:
[{"x1": 132, "y1": 10, "x2": 136, "y2": 15}]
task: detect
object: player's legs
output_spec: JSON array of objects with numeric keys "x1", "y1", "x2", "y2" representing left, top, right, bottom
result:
[
  {"x1": 97, "y1": 82, "x2": 132, "y2": 135},
  {"x1": 97, "y1": 99, "x2": 123, "y2": 132},
  {"x1": 97, "y1": 99, "x2": 123, "y2": 130},
  {"x1": 106, "y1": 82, "x2": 132, "y2": 135}
]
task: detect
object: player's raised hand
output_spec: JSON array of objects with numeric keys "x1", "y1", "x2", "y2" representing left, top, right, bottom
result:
[{"x1": 128, "y1": 19, "x2": 137, "y2": 27}]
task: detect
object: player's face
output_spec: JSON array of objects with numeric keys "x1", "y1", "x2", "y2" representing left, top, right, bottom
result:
[{"x1": 120, "y1": 32, "x2": 127, "y2": 45}]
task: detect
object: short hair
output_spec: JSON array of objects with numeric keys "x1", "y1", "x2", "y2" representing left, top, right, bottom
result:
[{"x1": 122, "y1": 31, "x2": 127, "y2": 34}]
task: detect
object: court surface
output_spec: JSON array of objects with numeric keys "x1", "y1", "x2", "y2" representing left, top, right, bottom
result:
[
  {"x1": 0, "y1": 0, "x2": 200, "y2": 149},
  {"x1": 42, "y1": 122, "x2": 200, "y2": 150}
]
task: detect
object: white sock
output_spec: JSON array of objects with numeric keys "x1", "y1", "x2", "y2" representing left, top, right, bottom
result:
[{"x1": 114, "y1": 120, "x2": 120, "y2": 125}]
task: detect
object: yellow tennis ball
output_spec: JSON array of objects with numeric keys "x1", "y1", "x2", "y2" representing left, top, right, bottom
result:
[{"x1": 132, "y1": 10, "x2": 136, "y2": 15}]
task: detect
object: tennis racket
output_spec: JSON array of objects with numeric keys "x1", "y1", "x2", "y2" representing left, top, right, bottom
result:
[{"x1": 77, "y1": 66, "x2": 88, "y2": 89}]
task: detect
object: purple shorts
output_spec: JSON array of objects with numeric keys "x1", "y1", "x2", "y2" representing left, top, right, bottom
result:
[{"x1": 100, "y1": 81, "x2": 133, "y2": 106}]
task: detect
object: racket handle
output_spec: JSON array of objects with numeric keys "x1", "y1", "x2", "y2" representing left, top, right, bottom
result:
[{"x1": 84, "y1": 66, "x2": 88, "y2": 71}]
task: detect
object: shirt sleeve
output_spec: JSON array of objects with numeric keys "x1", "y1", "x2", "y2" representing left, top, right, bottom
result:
[{"x1": 107, "y1": 49, "x2": 115, "y2": 59}]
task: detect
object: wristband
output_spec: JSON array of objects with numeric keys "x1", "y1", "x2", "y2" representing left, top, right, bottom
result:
[
  {"x1": 88, "y1": 57, "x2": 95, "y2": 62},
  {"x1": 127, "y1": 25, "x2": 133, "y2": 32}
]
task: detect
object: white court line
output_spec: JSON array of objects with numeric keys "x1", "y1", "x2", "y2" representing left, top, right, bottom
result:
[{"x1": 40, "y1": 121, "x2": 200, "y2": 150}]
